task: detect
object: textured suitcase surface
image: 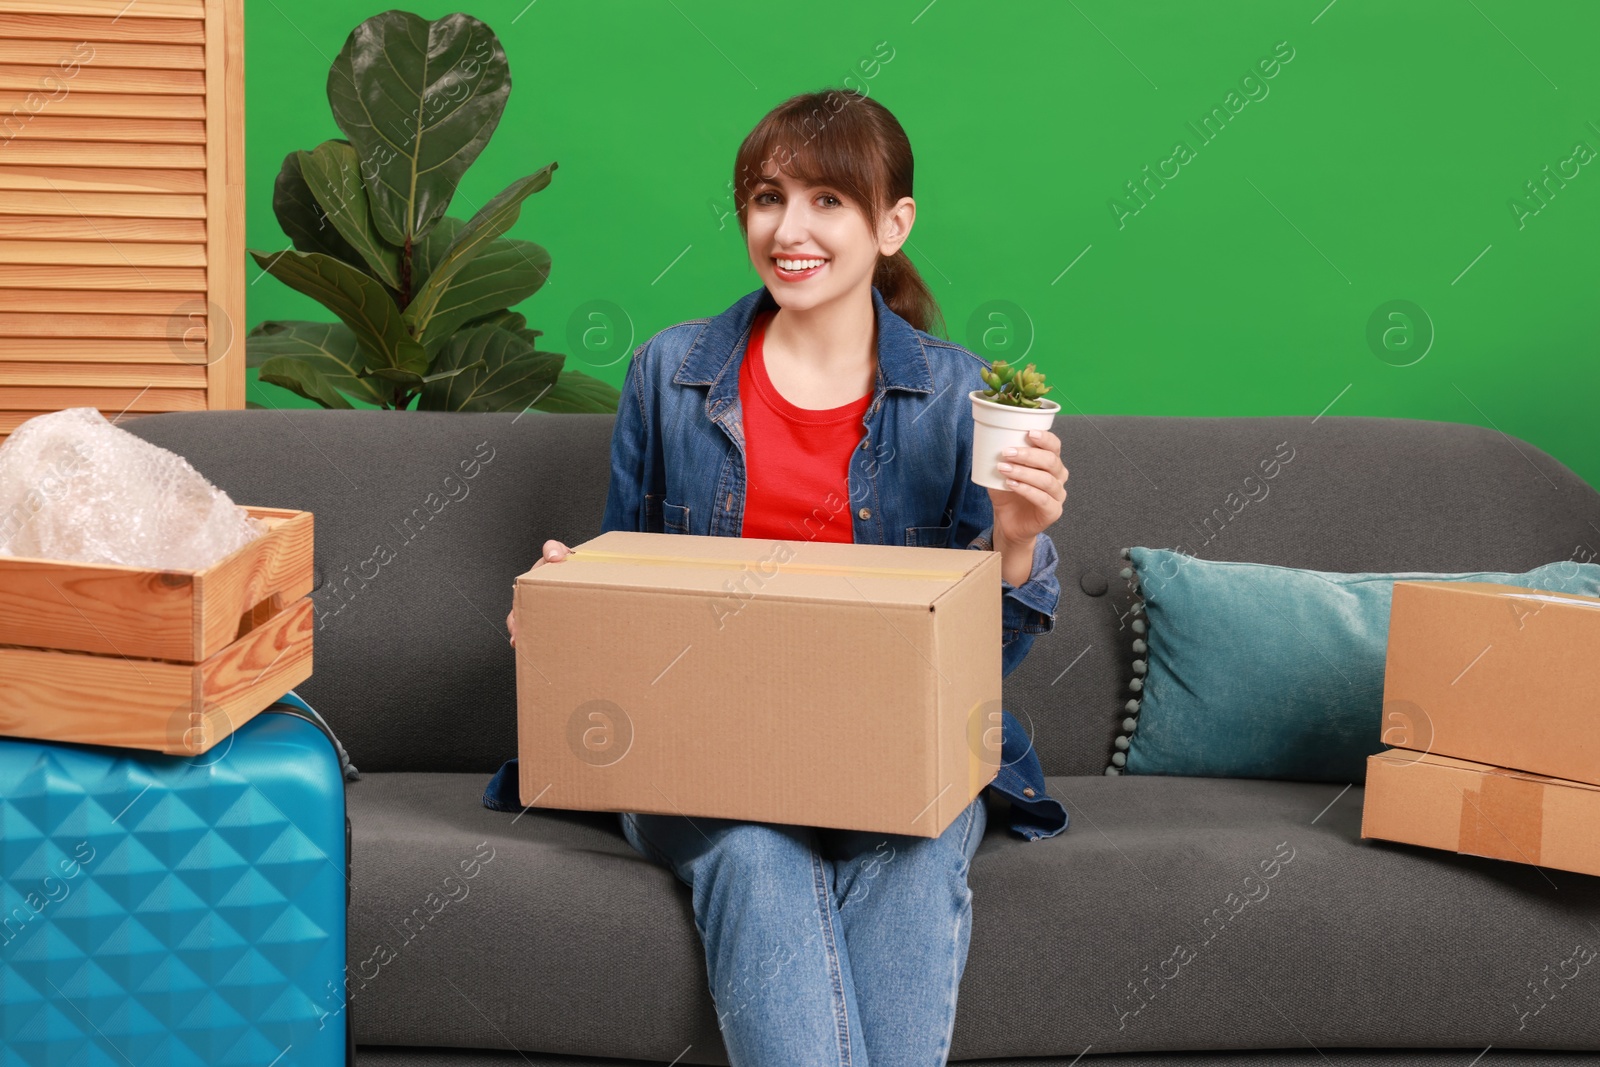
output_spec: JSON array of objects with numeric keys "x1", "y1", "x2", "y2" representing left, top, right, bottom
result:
[{"x1": 0, "y1": 704, "x2": 349, "y2": 1066}]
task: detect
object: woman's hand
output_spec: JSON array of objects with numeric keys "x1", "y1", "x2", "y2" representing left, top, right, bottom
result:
[
  {"x1": 507, "y1": 539, "x2": 570, "y2": 647},
  {"x1": 989, "y1": 428, "x2": 1068, "y2": 549}
]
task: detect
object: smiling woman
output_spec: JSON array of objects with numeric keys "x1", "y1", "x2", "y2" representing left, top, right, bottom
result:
[
  {"x1": 732, "y1": 88, "x2": 945, "y2": 338},
  {"x1": 487, "y1": 86, "x2": 1070, "y2": 1066}
]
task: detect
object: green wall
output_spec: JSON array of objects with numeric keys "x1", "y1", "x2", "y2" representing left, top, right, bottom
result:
[{"x1": 244, "y1": 1, "x2": 1599, "y2": 488}]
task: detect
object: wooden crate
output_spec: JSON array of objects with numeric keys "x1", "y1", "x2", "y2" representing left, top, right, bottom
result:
[{"x1": 0, "y1": 506, "x2": 313, "y2": 754}]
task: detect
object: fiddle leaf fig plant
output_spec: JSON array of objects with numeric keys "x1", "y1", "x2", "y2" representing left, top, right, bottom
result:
[
  {"x1": 977, "y1": 360, "x2": 1053, "y2": 408},
  {"x1": 246, "y1": 10, "x2": 620, "y2": 415}
]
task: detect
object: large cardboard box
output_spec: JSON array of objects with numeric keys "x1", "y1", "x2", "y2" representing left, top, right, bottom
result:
[
  {"x1": 1361, "y1": 747, "x2": 1600, "y2": 877},
  {"x1": 1381, "y1": 581, "x2": 1600, "y2": 786},
  {"x1": 513, "y1": 530, "x2": 1004, "y2": 837}
]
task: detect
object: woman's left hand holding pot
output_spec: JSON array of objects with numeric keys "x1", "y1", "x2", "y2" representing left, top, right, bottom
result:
[{"x1": 990, "y1": 428, "x2": 1068, "y2": 548}]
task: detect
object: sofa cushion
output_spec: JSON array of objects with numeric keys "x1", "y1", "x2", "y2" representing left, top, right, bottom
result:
[
  {"x1": 345, "y1": 772, "x2": 724, "y2": 1060},
  {"x1": 1109, "y1": 550, "x2": 1600, "y2": 782},
  {"x1": 346, "y1": 772, "x2": 1600, "y2": 1061}
]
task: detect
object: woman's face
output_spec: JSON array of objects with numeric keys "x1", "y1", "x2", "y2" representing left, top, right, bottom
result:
[{"x1": 744, "y1": 167, "x2": 913, "y2": 310}]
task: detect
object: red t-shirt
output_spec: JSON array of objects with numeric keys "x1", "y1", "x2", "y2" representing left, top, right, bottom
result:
[{"x1": 739, "y1": 309, "x2": 872, "y2": 543}]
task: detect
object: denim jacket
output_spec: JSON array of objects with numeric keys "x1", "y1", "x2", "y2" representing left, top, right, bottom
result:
[{"x1": 484, "y1": 284, "x2": 1069, "y2": 841}]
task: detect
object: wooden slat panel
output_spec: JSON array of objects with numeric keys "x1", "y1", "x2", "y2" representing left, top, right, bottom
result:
[
  {"x1": 0, "y1": 190, "x2": 203, "y2": 217},
  {"x1": 0, "y1": 63, "x2": 203, "y2": 94},
  {"x1": 0, "y1": 239, "x2": 203, "y2": 266},
  {"x1": 0, "y1": 14, "x2": 205, "y2": 44},
  {"x1": 0, "y1": 338, "x2": 202, "y2": 360},
  {"x1": 0, "y1": 115, "x2": 205, "y2": 143},
  {"x1": 0, "y1": 360, "x2": 206, "y2": 386},
  {"x1": 0, "y1": 139, "x2": 203, "y2": 167},
  {"x1": 0, "y1": 265, "x2": 205, "y2": 290},
  {"x1": 0, "y1": 288, "x2": 199, "y2": 313},
  {"x1": 0, "y1": 410, "x2": 148, "y2": 435},
  {"x1": 0, "y1": 164, "x2": 204, "y2": 193},
  {"x1": 0, "y1": 2, "x2": 205, "y2": 20},
  {"x1": 0, "y1": 41, "x2": 203, "y2": 70},
  {"x1": 0, "y1": 385, "x2": 205, "y2": 410},
  {"x1": 205, "y1": 0, "x2": 242, "y2": 410},
  {"x1": 0, "y1": 90, "x2": 204, "y2": 118},
  {"x1": 0, "y1": 0, "x2": 241, "y2": 421},
  {"x1": 0, "y1": 216, "x2": 204, "y2": 242},
  {"x1": 0, "y1": 310, "x2": 202, "y2": 337}
]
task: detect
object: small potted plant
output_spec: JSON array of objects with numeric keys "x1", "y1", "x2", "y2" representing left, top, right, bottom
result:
[{"x1": 969, "y1": 360, "x2": 1060, "y2": 489}]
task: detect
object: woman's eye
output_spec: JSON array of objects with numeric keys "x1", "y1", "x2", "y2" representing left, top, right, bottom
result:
[{"x1": 752, "y1": 191, "x2": 839, "y2": 207}]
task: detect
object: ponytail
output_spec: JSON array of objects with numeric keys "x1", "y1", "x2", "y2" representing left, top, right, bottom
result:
[{"x1": 873, "y1": 247, "x2": 945, "y2": 338}]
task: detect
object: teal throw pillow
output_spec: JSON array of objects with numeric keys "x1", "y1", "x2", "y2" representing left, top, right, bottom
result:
[{"x1": 1109, "y1": 550, "x2": 1600, "y2": 782}]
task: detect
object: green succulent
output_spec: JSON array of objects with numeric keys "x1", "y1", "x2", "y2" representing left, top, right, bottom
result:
[
  {"x1": 244, "y1": 11, "x2": 620, "y2": 414},
  {"x1": 977, "y1": 360, "x2": 1053, "y2": 409}
]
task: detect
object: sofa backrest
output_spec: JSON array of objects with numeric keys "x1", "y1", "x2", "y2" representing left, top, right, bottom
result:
[{"x1": 122, "y1": 409, "x2": 1599, "y2": 778}]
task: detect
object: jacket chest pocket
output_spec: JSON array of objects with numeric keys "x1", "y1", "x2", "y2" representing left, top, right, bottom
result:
[
  {"x1": 662, "y1": 500, "x2": 692, "y2": 535},
  {"x1": 904, "y1": 521, "x2": 953, "y2": 548}
]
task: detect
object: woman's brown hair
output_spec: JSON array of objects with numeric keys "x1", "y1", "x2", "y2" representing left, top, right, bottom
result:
[{"x1": 732, "y1": 89, "x2": 946, "y2": 338}]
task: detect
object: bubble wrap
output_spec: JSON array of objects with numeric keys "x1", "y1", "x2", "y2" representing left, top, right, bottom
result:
[{"x1": 0, "y1": 407, "x2": 268, "y2": 569}]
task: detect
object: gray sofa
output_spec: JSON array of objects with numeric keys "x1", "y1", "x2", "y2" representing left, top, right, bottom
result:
[{"x1": 127, "y1": 408, "x2": 1600, "y2": 1067}]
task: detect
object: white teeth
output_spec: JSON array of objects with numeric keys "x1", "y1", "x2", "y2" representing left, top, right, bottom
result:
[{"x1": 776, "y1": 258, "x2": 825, "y2": 271}]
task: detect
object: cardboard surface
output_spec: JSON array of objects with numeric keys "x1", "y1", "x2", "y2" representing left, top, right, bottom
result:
[
  {"x1": 1381, "y1": 580, "x2": 1600, "y2": 786},
  {"x1": 514, "y1": 531, "x2": 1003, "y2": 838},
  {"x1": 1361, "y1": 747, "x2": 1600, "y2": 878}
]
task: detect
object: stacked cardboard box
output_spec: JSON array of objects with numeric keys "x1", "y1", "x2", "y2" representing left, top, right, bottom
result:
[{"x1": 1362, "y1": 581, "x2": 1600, "y2": 876}]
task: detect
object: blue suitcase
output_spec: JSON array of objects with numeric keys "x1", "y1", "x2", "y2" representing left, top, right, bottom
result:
[{"x1": 0, "y1": 694, "x2": 353, "y2": 1066}]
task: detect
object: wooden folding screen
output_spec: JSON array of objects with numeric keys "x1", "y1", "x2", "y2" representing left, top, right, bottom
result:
[{"x1": 0, "y1": 0, "x2": 243, "y2": 445}]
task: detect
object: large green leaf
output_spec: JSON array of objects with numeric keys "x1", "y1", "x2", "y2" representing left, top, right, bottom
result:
[
  {"x1": 460, "y1": 310, "x2": 548, "y2": 355},
  {"x1": 418, "y1": 324, "x2": 563, "y2": 412},
  {"x1": 297, "y1": 140, "x2": 403, "y2": 291},
  {"x1": 249, "y1": 248, "x2": 428, "y2": 377},
  {"x1": 411, "y1": 218, "x2": 552, "y2": 353},
  {"x1": 271, "y1": 148, "x2": 366, "y2": 265},
  {"x1": 461, "y1": 309, "x2": 528, "y2": 332},
  {"x1": 529, "y1": 368, "x2": 624, "y2": 414},
  {"x1": 258, "y1": 357, "x2": 357, "y2": 410},
  {"x1": 326, "y1": 11, "x2": 510, "y2": 246},
  {"x1": 403, "y1": 166, "x2": 556, "y2": 347},
  {"x1": 358, "y1": 360, "x2": 486, "y2": 388},
  {"x1": 246, "y1": 320, "x2": 387, "y2": 408}
]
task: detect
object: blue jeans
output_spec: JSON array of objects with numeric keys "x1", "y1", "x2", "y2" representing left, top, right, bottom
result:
[{"x1": 619, "y1": 793, "x2": 988, "y2": 1066}]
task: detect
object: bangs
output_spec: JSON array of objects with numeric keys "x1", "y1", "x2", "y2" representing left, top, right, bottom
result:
[{"x1": 734, "y1": 94, "x2": 881, "y2": 217}]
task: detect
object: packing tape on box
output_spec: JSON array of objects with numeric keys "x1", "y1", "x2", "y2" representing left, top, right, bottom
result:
[
  {"x1": 1457, "y1": 771, "x2": 1544, "y2": 865},
  {"x1": 563, "y1": 547, "x2": 970, "y2": 581}
]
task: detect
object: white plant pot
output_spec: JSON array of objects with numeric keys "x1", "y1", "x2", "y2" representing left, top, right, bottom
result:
[{"x1": 970, "y1": 390, "x2": 1060, "y2": 491}]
